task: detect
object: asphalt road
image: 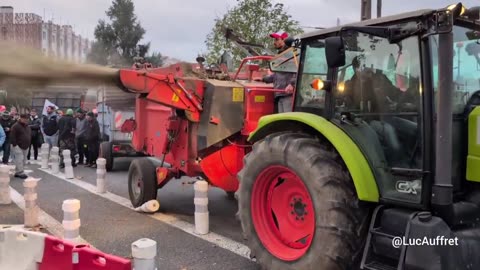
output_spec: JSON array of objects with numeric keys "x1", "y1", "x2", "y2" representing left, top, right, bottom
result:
[{"x1": 1, "y1": 159, "x2": 259, "y2": 270}]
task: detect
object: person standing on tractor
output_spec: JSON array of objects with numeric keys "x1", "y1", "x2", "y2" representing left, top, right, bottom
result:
[
  {"x1": 27, "y1": 108, "x2": 41, "y2": 162},
  {"x1": 262, "y1": 31, "x2": 296, "y2": 113},
  {"x1": 41, "y1": 105, "x2": 59, "y2": 149},
  {"x1": 58, "y1": 109, "x2": 77, "y2": 168},
  {"x1": 0, "y1": 111, "x2": 15, "y2": 164},
  {"x1": 85, "y1": 111, "x2": 100, "y2": 168},
  {"x1": 10, "y1": 114, "x2": 31, "y2": 179},
  {"x1": 75, "y1": 108, "x2": 88, "y2": 165}
]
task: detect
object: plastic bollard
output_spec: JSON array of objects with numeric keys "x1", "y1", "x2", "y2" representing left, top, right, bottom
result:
[
  {"x1": 0, "y1": 165, "x2": 11, "y2": 204},
  {"x1": 194, "y1": 180, "x2": 209, "y2": 235},
  {"x1": 62, "y1": 199, "x2": 81, "y2": 242},
  {"x1": 24, "y1": 177, "x2": 40, "y2": 228},
  {"x1": 134, "y1": 200, "x2": 160, "y2": 213},
  {"x1": 50, "y1": 147, "x2": 60, "y2": 174},
  {"x1": 62, "y1": 150, "x2": 74, "y2": 179},
  {"x1": 96, "y1": 158, "x2": 107, "y2": 193},
  {"x1": 41, "y1": 143, "x2": 50, "y2": 169},
  {"x1": 131, "y1": 238, "x2": 157, "y2": 270}
]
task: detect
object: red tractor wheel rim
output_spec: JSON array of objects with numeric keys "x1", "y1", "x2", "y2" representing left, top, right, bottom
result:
[{"x1": 251, "y1": 165, "x2": 315, "y2": 261}]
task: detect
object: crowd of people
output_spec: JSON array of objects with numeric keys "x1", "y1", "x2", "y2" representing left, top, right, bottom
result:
[{"x1": 0, "y1": 105, "x2": 101, "y2": 179}]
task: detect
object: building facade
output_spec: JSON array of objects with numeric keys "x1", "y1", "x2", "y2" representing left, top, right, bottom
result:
[{"x1": 0, "y1": 6, "x2": 91, "y2": 63}]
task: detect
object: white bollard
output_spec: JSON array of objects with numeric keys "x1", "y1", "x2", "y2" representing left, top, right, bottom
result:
[
  {"x1": 62, "y1": 199, "x2": 81, "y2": 242},
  {"x1": 134, "y1": 200, "x2": 160, "y2": 213},
  {"x1": 96, "y1": 158, "x2": 107, "y2": 193},
  {"x1": 23, "y1": 177, "x2": 40, "y2": 228},
  {"x1": 0, "y1": 165, "x2": 11, "y2": 205},
  {"x1": 131, "y1": 238, "x2": 157, "y2": 270},
  {"x1": 50, "y1": 147, "x2": 60, "y2": 174},
  {"x1": 194, "y1": 180, "x2": 209, "y2": 235},
  {"x1": 62, "y1": 150, "x2": 74, "y2": 179},
  {"x1": 40, "y1": 143, "x2": 49, "y2": 169}
]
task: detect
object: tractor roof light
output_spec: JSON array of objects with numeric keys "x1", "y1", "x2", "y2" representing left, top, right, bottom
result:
[{"x1": 447, "y1": 3, "x2": 466, "y2": 17}]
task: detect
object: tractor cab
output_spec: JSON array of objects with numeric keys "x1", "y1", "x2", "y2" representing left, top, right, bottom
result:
[{"x1": 238, "y1": 3, "x2": 480, "y2": 270}]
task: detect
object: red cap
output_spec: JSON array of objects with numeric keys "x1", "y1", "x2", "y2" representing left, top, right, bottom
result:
[
  {"x1": 0, "y1": 105, "x2": 5, "y2": 112},
  {"x1": 270, "y1": 31, "x2": 288, "y2": 39}
]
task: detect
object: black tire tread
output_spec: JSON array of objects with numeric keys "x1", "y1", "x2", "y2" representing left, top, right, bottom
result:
[
  {"x1": 237, "y1": 132, "x2": 369, "y2": 270},
  {"x1": 100, "y1": 142, "x2": 114, "y2": 172},
  {"x1": 128, "y1": 158, "x2": 158, "y2": 208}
]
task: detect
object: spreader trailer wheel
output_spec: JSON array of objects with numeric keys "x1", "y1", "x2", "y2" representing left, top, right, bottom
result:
[
  {"x1": 128, "y1": 158, "x2": 158, "y2": 208},
  {"x1": 237, "y1": 132, "x2": 370, "y2": 270},
  {"x1": 99, "y1": 141, "x2": 114, "y2": 172}
]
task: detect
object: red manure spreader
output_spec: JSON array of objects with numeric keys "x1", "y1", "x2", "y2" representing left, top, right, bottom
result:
[{"x1": 113, "y1": 51, "x2": 297, "y2": 207}]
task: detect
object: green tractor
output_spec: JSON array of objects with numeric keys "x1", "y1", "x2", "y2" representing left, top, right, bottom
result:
[{"x1": 237, "y1": 3, "x2": 480, "y2": 270}]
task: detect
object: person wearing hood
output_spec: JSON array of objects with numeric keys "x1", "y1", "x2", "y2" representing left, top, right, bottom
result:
[
  {"x1": 58, "y1": 109, "x2": 77, "y2": 168},
  {"x1": 0, "y1": 111, "x2": 15, "y2": 164},
  {"x1": 85, "y1": 111, "x2": 100, "y2": 168},
  {"x1": 10, "y1": 114, "x2": 31, "y2": 179}
]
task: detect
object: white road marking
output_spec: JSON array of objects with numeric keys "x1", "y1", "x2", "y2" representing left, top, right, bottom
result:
[
  {"x1": 9, "y1": 186, "x2": 91, "y2": 247},
  {"x1": 38, "y1": 168, "x2": 252, "y2": 259}
]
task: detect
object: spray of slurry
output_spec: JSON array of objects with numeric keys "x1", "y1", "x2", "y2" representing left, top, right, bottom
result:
[{"x1": 0, "y1": 41, "x2": 120, "y2": 88}]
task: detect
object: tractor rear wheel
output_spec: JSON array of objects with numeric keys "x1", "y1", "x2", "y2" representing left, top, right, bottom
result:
[
  {"x1": 128, "y1": 158, "x2": 158, "y2": 208},
  {"x1": 237, "y1": 132, "x2": 369, "y2": 270}
]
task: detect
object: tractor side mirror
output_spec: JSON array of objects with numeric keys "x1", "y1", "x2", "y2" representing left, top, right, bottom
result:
[{"x1": 325, "y1": 36, "x2": 346, "y2": 68}]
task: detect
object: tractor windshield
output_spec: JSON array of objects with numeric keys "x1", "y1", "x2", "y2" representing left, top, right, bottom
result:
[
  {"x1": 294, "y1": 39, "x2": 328, "y2": 109},
  {"x1": 269, "y1": 47, "x2": 300, "y2": 73}
]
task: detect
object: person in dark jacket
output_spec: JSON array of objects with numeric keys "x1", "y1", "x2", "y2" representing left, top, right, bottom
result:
[
  {"x1": 10, "y1": 114, "x2": 31, "y2": 179},
  {"x1": 75, "y1": 108, "x2": 88, "y2": 165},
  {"x1": 85, "y1": 111, "x2": 100, "y2": 168},
  {"x1": 58, "y1": 109, "x2": 77, "y2": 168},
  {"x1": 27, "y1": 109, "x2": 41, "y2": 161},
  {"x1": 262, "y1": 31, "x2": 296, "y2": 113},
  {"x1": 0, "y1": 112, "x2": 15, "y2": 164},
  {"x1": 41, "y1": 105, "x2": 59, "y2": 149}
]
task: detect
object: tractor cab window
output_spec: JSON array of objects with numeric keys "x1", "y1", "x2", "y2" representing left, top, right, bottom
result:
[
  {"x1": 430, "y1": 25, "x2": 480, "y2": 190},
  {"x1": 334, "y1": 29, "x2": 422, "y2": 168},
  {"x1": 332, "y1": 26, "x2": 423, "y2": 203},
  {"x1": 295, "y1": 39, "x2": 328, "y2": 109},
  {"x1": 431, "y1": 25, "x2": 480, "y2": 114}
]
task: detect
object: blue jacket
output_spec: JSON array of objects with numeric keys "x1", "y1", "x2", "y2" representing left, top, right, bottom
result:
[{"x1": 0, "y1": 125, "x2": 5, "y2": 147}]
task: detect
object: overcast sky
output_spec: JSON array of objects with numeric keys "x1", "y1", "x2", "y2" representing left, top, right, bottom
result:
[{"x1": 2, "y1": 0, "x2": 479, "y2": 61}]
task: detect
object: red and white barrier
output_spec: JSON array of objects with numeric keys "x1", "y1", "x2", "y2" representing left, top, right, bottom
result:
[
  {"x1": 0, "y1": 227, "x2": 45, "y2": 270},
  {"x1": 0, "y1": 226, "x2": 132, "y2": 270}
]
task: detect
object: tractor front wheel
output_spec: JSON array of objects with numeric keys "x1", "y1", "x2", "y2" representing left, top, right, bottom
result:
[
  {"x1": 237, "y1": 132, "x2": 369, "y2": 270},
  {"x1": 128, "y1": 158, "x2": 158, "y2": 208}
]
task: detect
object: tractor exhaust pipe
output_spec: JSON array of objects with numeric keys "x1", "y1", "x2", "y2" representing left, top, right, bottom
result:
[{"x1": 432, "y1": 31, "x2": 454, "y2": 212}]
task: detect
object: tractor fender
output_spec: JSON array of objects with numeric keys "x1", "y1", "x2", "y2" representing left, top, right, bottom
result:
[{"x1": 248, "y1": 112, "x2": 379, "y2": 202}]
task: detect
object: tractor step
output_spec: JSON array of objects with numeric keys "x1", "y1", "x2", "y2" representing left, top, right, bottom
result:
[
  {"x1": 363, "y1": 261, "x2": 397, "y2": 270},
  {"x1": 361, "y1": 206, "x2": 420, "y2": 270}
]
